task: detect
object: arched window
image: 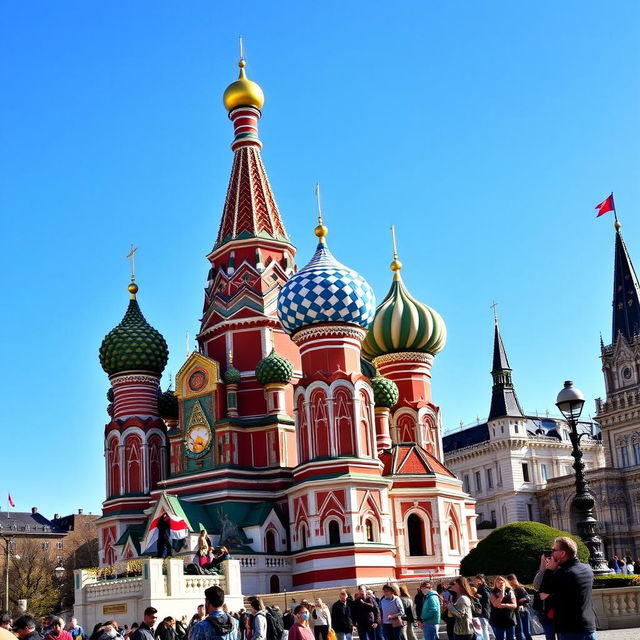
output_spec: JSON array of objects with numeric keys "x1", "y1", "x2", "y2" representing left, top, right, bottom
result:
[
  {"x1": 448, "y1": 524, "x2": 459, "y2": 552},
  {"x1": 108, "y1": 438, "x2": 121, "y2": 497},
  {"x1": 270, "y1": 575, "x2": 280, "y2": 593},
  {"x1": 298, "y1": 523, "x2": 308, "y2": 549},
  {"x1": 265, "y1": 529, "x2": 277, "y2": 553},
  {"x1": 334, "y1": 389, "x2": 355, "y2": 456},
  {"x1": 148, "y1": 434, "x2": 163, "y2": 489},
  {"x1": 311, "y1": 390, "x2": 330, "y2": 458},
  {"x1": 124, "y1": 434, "x2": 143, "y2": 493},
  {"x1": 365, "y1": 518, "x2": 376, "y2": 542},
  {"x1": 358, "y1": 391, "x2": 372, "y2": 457},
  {"x1": 397, "y1": 415, "x2": 415, "y2": 443},
  {"x1": 328, "y1": 520, "x2": 341, "y2": 545},
  {"x1": 407, "y1": 513, "x2": 426, "y2": 556}
]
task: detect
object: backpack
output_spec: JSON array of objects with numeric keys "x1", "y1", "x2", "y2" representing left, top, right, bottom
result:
[
  {"x1": 262, "y1": 608, "x2": 284, "y2": 640},
  {"x1": 470, "y1": 597, "x2": 482, "y2": 618}
]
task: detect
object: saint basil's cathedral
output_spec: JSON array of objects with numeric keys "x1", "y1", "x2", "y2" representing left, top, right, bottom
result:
[{"x1": 96, "y1": 55, "x2": 477, "y2": 592}]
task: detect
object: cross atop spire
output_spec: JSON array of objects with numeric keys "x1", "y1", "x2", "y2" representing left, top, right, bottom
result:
[{"x1": 488, "y1": 314, "x2": 524, "y2": 421}]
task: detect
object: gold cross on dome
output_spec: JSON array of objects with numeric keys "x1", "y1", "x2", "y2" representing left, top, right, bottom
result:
[{"x1": 126, "y1": 244, "x2": 138, "y2": 282}]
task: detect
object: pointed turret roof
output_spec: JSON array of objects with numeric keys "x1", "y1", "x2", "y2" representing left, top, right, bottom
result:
[
  {"x1": 214, "y1": 57, "x2": 289, "y2": 251},
  {"x1": 611, "y1": 221, "x2": 640, "y2": 343},
  {"x1": 488, "y1": 317, "x2": 524, "y2": 420}
]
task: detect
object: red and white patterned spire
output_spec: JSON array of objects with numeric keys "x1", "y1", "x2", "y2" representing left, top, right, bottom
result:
[{"x1": 215, "y1": 56, "x2": 289, "y2": 250}]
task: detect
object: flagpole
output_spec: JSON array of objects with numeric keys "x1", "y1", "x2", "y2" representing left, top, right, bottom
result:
[{"x1": 611, "y1": 192, "x2": 618, "y2": 223}]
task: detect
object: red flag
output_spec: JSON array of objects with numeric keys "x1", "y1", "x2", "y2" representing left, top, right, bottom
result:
[
  {"x1": 8, "y1": 493, "x2": 15, "y2": 507},
  {"x1": 595, "y1": 194, "x2": 615, "y2": 217}
]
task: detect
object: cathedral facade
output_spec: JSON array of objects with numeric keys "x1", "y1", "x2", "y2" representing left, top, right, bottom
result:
[{"x1": 95, "y1": 57, "x2": 476, "y2": 593}]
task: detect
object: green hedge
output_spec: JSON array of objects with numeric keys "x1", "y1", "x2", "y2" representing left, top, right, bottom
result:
[
  {"x1": 460, "y1": 521, "x2": 589, "y2": 583},
  {"x1": 593, "y1": 574, "x2": 640, "y2": 588}
]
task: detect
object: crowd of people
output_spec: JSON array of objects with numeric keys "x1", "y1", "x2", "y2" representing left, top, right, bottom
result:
[{"x1": 0, "y1": 535, "x2": 598, "y2": 640}]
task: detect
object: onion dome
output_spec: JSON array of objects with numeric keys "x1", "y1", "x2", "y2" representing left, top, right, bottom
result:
[
  {"x1": 277, "y1": 222, "x2": 376, "y2": 334},
  {"x1": 158, "y1": 387, "x2": 179, "y2": 420},
  {"x1": 362, "y1": 233, "x2": 446, "y2": 359},
  {"x1": 99, "y1": 282, "x2": 169, "y2": 376},
  {"x1": 255, "y1": 348, "x2": 294, "y2": 386},
  {"x1": 223, "y1": 364, "x2": 242, "y2": 384},
  {"x1": 370, "y1": 375, "x2": 399, "y2": 408},
  {"x1": 223, "y1": 59, "x2": 265, "y2": 111}
]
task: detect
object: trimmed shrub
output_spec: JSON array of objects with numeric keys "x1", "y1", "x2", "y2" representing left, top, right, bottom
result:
[
  {"x1": 593, "y1": 574, "x2": 640, "y2": 588},
  {"x1": 460, "y1": 521, "x2": 589, "y2": 583}
]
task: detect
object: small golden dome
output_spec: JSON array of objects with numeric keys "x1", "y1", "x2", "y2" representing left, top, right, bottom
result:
[
  {"x1": 128, "y1": 282, "x2": 139, "y2": 299},
  {"x1": 223, "y1": 60, "x2": 265, "y2": 111},
  {"x1": 314, "y1": 223, "x2": 328, "y2": 241},
  {"x1": 615, "y1": 220, "x2": 621, "y2": 231}
]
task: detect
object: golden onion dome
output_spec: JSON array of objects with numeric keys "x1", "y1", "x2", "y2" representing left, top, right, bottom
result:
[{"x1": 223, "y1": 59, "x2": 265, "y2": 111}]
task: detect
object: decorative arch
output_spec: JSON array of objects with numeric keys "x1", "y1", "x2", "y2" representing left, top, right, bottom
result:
[
  {"x1": 296, "y1": 395, "x2": 310, "y2": 463},
  {"x1": 334, "y1": 388, "x2": 355, "y2": 456},
  {"x1": 420, "y1": 413, "x2": 437, "y2": 456},
  {"x1": 102, "y1": 527, "x2": 117, "y2": 566},
  {"x1": 124, "y1": 433, "x2": 143, "y2": 494},
  {"x1": 311, "y1": 389, "x2": 331, "y2": 458},
  {"x1": 364, "y1": 516, "x2": 379, "y2": 542},
  {"x1": 265, "y1": 529, "x2": 277, "y2": 553},
  {"x1": 406, "y1": 512, "x2": 427, "y2": 556},
  {"x1": 444, "y1": 504, "x2": 462, "y2": 553},
  {"x1": 397, "y1": 414, "x2": 416, "y2": 444},
  {"x1": 148, "y1": 434, "x2": 164, "y2": 489},
  {"x1": 270, "y1": 574, "x2": 280, "y2": 593},
  {"x1": 107, "y1": 436, "x2": 121, "y2": 497},
  {"x1": 297, "y1": 522, "x2": 309, "y2": 550},
  {"x1": 358, "y1": 390, "x2": 372, "y2": 457}
]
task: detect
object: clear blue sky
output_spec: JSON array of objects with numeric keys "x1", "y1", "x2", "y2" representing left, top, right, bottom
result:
[{"x1": 1, "y1": 1, "x2": 639, "y2": 517}]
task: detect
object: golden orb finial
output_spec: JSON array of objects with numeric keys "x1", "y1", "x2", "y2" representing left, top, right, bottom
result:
[
  {"x1": 128, "y1": 282, "x2": 139, "y2": 299},
  {"x1": 223, "y1": 40, "x2": 265, "y2": 111},
  {"x1": 314, "y1": 183, "x2": 328, "y2": 243},
  {"x1": 615, "y1": 220, "x2": 621, "y2": 231}
]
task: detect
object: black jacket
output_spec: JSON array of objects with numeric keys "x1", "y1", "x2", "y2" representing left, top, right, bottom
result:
[
  {"x1": 543, "y1": 557, "x2": 596, "y2": 633},
  {"x1": 350, "y1": 595, "x2": 380, "y2": 627},
  {"x1": 476, "y1": 583, "x2": 491, "y2": 620},
  {"x1": 414, "y1": 591, "x2": 425, "y2": 622},
  {"x1": 131, "y1": 624, "x2": 154, "y2": 640},
  {"x1": 331, "y1": 600, "x2": 353, "y2": 633}
]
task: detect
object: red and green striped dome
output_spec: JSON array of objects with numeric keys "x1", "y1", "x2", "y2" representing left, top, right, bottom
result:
[{"x1": 362, "y1": 268, "x2": 446, "y2": 360}]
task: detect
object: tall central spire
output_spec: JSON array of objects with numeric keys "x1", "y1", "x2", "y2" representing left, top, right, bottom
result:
[
  {"x1": 214, "y1": 53, "x2": 289, "y2": 251},
  {"x1": 611, "y1": 220, "x2": 640, "y2": 343},
  {"x1": 488, "y1": 315, "x2": 524, "y2": 421}
]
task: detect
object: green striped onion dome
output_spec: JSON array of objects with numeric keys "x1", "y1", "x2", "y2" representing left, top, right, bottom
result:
[
  {"x1": 158, "y1": 387, "x2": 179, "y2": 420},
  {"x1": 370, "y1": 375, "x2": 399, "y2": 408},
  {"x1": 223, "y1": 364, "x2": 242, "y2": 385},
  {"x1": 99, "y1": 291, "x2": 169, "y2": 376},
  {"x1": 362, "y1": 271, "x2": 446, "y2": 359},
  {"x1": 255, "y1": 349, "x2": 294, "y2": 386}
]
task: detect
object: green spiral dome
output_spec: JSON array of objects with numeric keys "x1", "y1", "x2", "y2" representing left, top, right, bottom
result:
[
  {"x1": 158, "y1": 387, "x2": 179, "y2": 420},
  {"x1": 223, "y1": 364, "x2": 242, "y2": 385},
  {"x1": 99, "y1": 293, "x2": 169, "y2": 376},
  {"x1": 255, "y1": 349, "x2": 294, "y2": 386},
  {"x1": 370, "y1": 375, "x2": 399, "y2": 408},
  {"x1": 362, "y1": 271, "x2": 446, "y2": 360}
]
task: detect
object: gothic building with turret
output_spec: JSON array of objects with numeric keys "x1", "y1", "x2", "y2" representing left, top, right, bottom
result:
[{"x1": 95, "y1": 55, "x2": 476, "y2": 593}]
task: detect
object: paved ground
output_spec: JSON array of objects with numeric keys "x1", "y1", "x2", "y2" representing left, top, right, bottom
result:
[{"x1": 591, "y1": 630, "x2": 640, "y2": 639}]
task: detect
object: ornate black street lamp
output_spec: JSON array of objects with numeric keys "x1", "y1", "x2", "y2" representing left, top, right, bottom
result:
[{"x1": 555, "y1": 380, "x2": 610, "y2": 574}]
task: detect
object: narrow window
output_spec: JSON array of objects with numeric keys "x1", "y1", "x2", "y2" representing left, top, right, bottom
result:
[
  {"x1": 407, "y1": 514, "x2": 426, "y2": 556},
  {"x1": 486, "y1": 468, "x2": 493, "y2": 489},
  {"x1": 522, "y1": 463, "x2": 530, "y2": 482},
  {"x1": 541, "y1": 464, "x2": 548, "y2": 482},
  {"x1": 328, "y1": 520, "x2": 341, "y2": 545},
  {"x1": 475, "y1": 471, "x2": 482, "y2": 492},
  {"x1": 463, "y1": 474, "x2": 470, "y2": 493}
]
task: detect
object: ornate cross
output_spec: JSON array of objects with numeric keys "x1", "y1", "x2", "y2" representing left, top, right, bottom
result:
[{"x1": 126, "y1": 244, "x2": 138, "y2": 282}]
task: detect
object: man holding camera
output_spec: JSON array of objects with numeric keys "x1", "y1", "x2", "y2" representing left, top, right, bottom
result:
[{"x1": 537, "y1": 536, "x2": 596, "y2": 640}]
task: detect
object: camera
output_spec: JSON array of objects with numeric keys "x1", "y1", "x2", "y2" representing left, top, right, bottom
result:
[{"x1": 543, "y1": 549, "x2": 554, "y2": 557}]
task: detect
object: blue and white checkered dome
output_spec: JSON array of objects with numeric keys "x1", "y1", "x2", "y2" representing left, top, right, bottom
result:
[{"x1": 277, "y1": 241, "x2": 376, "y2": 335}]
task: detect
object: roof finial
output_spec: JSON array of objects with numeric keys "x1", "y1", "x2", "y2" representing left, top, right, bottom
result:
[
  {"x1": 126, "y1": 244, "x2": 139, "y2": 299},
  {"x1": 490, "y1": 300, "x2": 499, "y2": 325},
  {"x1": 390, "y1": 225, "x2": 403, "y2": 280},
  {"x1": 314, "y1": 183, "x2": 328, "y2": 243},
  {"x1": 186, "y1": 331, "x2": 190, "y2": 358},
  {"x1": 228, "y1": 348, "x2": 234, "y2": 365},
  {"x1": 268, "y1": 327, "x2": 276, "y2": 352},
  {"x1": 239, "y1": 35, "x2": 244, "y2": 63}
]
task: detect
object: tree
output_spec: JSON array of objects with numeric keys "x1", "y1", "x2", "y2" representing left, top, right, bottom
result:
[{"x1": 460, "y1": 521, "x2": 589, "y2": 583}]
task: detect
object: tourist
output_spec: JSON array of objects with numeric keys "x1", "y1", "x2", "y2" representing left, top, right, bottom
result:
[
  {"x1": 311, "y1": 599, "x2": 331, "y2": 640},
  {"x1": 538, "y1": 536, "x2": 596, "y2": 640},
  {"x1": 45, "y1": 617, "x2": 73, "y2": 640},
  {"x1": 379, "y1": 583, "x2": 404, "y2": 640},
  {"x1": 67, "y1": 618, "x2": 84, "y2": 640},
  {"x1": 14, "y1": 616, "x2": 41, "y2": 640},
  {"x1": 176, "y1": 617, "x2": 188, "y2": 640},
  {"x1": 188, "y1": 606, "x2": 207, "y2": 639},
  {"x1": 472, "y1": 575, "x2": 491, "y2": 640},
  {"x1": 350, "y1": 585, "x2": 380, "y2": 640},
  {"x1": 445, "y1": 577, "x2": 474, "y2": 640},
  {"x1": 418, "y1": 581, "x2": 440, "y2": 640},
  {"x1": 190, "y1": 585, "x2": 239, "y2": 640},
  {"x1": 125, "y1": 625, "x2": 140, "y2": 640},
  {"x1": 506, "y1": 575, "x2": 532, "y2": 640},
  {"x1": 197, "y1": 530, "x2": 212, "y2": 562},
  {"x1": 489, "y1": 576, "x2": 517, "y2": 640},
  {"x1": 0, "y1": 612, "x2": 12, "y2": 631},
  {"x1": 156, "y1": 513, "x2": 173, "y2": 558},
  {"x1": 331, "y1": 590, "x2": 353, "y2": 640},
  {"x1": 440, "y1": 583, "x2": 456, "y2": 640},
  {"x1": 287, "y1": 605, "x2": 314, "y2": 640},
  {"x1": 155, "y1": 618, "x2": 176, "y2": 640},
  {"x1": 249, "y1": 597, "x2": 267, "y2": 640},
  {"x1": 131, "y1": 608, "x2": 158, "y2": 640},
  {"x1": 398, "y1": 585, "x2": 417, "y2": 640},
  {"x1": 625, "y1": 556, "x2": 634, "y2": 575}
]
